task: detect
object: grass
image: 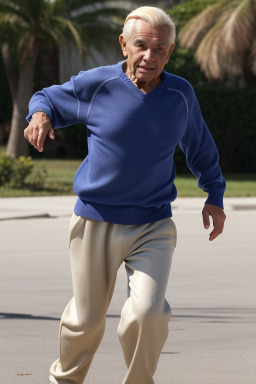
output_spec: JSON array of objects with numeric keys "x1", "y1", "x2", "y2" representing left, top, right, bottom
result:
[
  {"x1": 0, "y1": 158, "x2": 256, "y2": 198},
  {"x1": 176, "y1": 174, "x2": 256, "y2": 198}
]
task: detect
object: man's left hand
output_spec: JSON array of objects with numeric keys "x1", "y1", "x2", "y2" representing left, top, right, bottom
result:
[{"x1": 202, "y1": 204, "x2": 226, "y2": 241}]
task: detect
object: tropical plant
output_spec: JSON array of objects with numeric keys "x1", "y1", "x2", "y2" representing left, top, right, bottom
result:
[
  {"x1": 0, "y1": 151, "x2": 14, "y2": 185},
  {"x1": 0, "y1": 0, "x2": 136, "y2": 158},
  {"x1": 168, "y1": 0, "x2": 217, "y2": 31},
  {"x1": 165, "y1": 0, "x2": 218, "y2": 87},
  {"x1": 178, "y1": 0, "x2": 256, "y2": 86},
  {"x1": 0, "y1": 0, "x2": 83, "y2": 157}
]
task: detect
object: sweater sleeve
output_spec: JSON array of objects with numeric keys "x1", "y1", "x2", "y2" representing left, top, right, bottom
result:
[
  {"x1": 179, "y1": 87, "x2": 226, "y2": 209},
  {"x1": 26, "y1": 75, "x2": 82, "y2": 128}
]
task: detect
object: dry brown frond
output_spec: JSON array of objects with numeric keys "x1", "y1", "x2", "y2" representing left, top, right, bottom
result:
[
  {"x1": 179, "y1": 0, "x2": 256, "y2": 83},
  {"x1": 179, "y1": 1, "x2": 230, "y2": 49},
  {"x1": 222, "y1": 0, "x2": 256, "y2": 56},
  {"x1": 179, "y1": 5, "x2": 220, "y2": 49},
  {"x1": 196, "y1": 23, "x2": 225, "y2": 80}
]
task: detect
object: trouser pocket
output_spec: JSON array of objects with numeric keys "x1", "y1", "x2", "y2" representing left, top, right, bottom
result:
[
  {"x1": 166, "y1": 217, "x2": 177, "y2": 247},
  {"x1": 68, "y1": 212, "x2": 83, "y2": 247}
]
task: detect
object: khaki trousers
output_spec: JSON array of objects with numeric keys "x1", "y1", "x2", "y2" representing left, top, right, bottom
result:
[{"x1": 49, "y1": 213, "x2": 177, "y2": 384}]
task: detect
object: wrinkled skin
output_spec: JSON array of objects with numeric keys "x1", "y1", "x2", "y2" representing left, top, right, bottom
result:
[{"x1": 119, "y1": 19, "x2": 175, "y2": 94}]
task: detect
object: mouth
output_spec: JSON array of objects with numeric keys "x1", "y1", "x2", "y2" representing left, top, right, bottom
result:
[{"x1": 137, "y1": 65, "x2": 155, "y2": 72}]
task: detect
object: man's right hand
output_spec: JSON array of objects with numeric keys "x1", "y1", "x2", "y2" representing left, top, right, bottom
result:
[{"x1": 24, "y1": 112, "x2": 55, "y2": 152}]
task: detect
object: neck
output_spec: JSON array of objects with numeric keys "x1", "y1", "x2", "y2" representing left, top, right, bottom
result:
[
  {"x1": 122, "y1": 62, "x2": 162, "y2": 94},
  {"x1": 135, "y1": 78, "x2": 162, "y2": 94}
]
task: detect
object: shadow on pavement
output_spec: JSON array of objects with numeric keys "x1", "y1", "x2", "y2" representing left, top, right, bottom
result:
[
  {"x1": 0, "y1": 312, "x2": 121, "y2": 321},
  {"x1": 1, "y1": 308, "x2": 250, "y2": 323}
]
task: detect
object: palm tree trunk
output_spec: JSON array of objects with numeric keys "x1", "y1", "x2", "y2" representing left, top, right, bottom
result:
[
  {"x1": 6, "y1": 38, "x2": 38, "y2": 157},
  {"x1": 38, "y1": 39, "x2": 59, "y2": 87}
]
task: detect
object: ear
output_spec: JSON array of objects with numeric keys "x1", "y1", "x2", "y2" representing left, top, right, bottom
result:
[
  {"x1": 166, "y1": 43, "x2": 175, "y2": 64},
  {"x1": 119, "y1": 34, "x2": 128, "y2": 57}
]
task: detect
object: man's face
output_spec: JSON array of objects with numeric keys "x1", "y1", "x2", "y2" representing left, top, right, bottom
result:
[{"x1": 120, "y1": 19, "x2": 175, "y2": 84}]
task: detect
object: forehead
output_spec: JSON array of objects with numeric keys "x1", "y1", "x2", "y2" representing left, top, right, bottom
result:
[{"x1": 130, "y1": 19, "x2": 170, "y2": 44}]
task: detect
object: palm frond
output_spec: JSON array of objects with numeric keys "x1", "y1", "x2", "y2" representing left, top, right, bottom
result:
[
  {"x1": 52, "y1": 16, "x2": 83, "y2": 56},
  {"x1": 70, "y1": 1, "x2": 139, "y2": 18},
  {"x1": 179, "y1": 0, "x2": 256, "y2": 84},
  {"x1": 222, "y1": 0, "x2": 256, "y2": 56},
  {"x1": 195, "y1": 22, "x2": 226, "y2": 80},
  {"x1": 179, "y1": 2, "x2": 224, "y2": 49},
  {"x1": 0, "y1": 0, "x2": 30, "y2": 25}
]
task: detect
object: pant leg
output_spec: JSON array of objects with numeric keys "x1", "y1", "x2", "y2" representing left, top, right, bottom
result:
[
  {"x1": 117, "y1": 217, "x2": 177, "y2": 384},
  {"x1": 50, "y1": 213, "x2": 125, "y2": 384}
]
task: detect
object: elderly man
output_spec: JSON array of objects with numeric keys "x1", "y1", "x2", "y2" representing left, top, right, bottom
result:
[{"x1": 24, "y1": 6, "x2": 226, "y2": 384}]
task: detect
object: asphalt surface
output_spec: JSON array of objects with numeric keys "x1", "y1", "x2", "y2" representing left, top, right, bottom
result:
[{"x1": 0, "y1": 196, "x2": 255, "y2": 384}]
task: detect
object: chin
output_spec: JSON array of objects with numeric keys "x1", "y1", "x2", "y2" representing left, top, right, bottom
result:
[{"x1": 136, "y1": 73, "x2": 154, "y2": 81}]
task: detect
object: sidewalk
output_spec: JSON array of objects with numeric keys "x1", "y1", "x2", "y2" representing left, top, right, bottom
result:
[{"x1": 0, "y1": 195, "x2": 256, "y2": 221}]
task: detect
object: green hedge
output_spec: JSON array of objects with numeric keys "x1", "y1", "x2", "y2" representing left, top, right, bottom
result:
[
  {"x1": 197, "y1": 86, "x2": 256, "y2": 173},
  {"x1": 174, "y1": 86, "x2": 256, "y2": 173}
]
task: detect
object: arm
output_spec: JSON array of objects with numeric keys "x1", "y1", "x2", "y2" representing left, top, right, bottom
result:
[
  {"x1": 179, "y1": 88, "x2": 226, "y2": 240},
  {"x1": 24, "y1": 75, "x2": 82, "y2": 152}
]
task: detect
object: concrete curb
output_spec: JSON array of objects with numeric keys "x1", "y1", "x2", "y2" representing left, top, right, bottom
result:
[{"x1": 1, "y1": 196, "x2": 256, "y2": 221}]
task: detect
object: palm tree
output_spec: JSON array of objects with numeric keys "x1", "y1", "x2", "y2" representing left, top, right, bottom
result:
[
  {"x1": 179, "y1": 0, "x2": 256, "y2": 86},
  {"x1": 0, "y1": 0, "x2": 85, "y2": 157},
  {"x1": 0, "y1": 0, "x2": 136, "y2": 157}
]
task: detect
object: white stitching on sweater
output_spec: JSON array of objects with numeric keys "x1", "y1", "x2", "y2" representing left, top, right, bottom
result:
[
  {"x1": 86, "y1": 77, "x2": 118, "y2": 124},
  {"x1": 167, "y1": 88, "x2": 189, "y2": 122}
]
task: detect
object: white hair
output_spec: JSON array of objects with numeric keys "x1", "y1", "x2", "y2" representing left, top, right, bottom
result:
[{"x1": 122, "y1": 6, "x2": 176, "y2": 45}]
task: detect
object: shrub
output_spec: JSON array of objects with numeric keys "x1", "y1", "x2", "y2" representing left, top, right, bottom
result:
[
  {"x1": 0, "y1": 152, "x2": 15, "y2": 186},
  {"x1": 11, "y1": 156, "x2": 34, "y2": 187},
  {"x1": 26, "y1": 165, "x2": 48, "y2": 189},
  {"x1": 0, "y1": 152, "x2": 47, "y2": 188},
  {"x1": 166, "y1": 46, "x2": 205, "y2": 87}
]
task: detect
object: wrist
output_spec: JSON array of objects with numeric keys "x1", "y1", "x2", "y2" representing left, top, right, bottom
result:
[{"x1": 32, "y1": 111, "x2": 49, "y2": 119}]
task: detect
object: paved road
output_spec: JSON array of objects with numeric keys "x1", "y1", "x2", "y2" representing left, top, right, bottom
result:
[{"x1": 0, "y1": 197, "x2": 255, "y2": 384}]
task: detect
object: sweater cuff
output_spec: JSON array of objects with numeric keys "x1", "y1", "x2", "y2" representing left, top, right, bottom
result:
[
  {"x1": 205, "y1": 190, "x2": 224, "y2": 209},
  {"x1": 26, "y1": 108, "x2": 52, "y2": 123}
]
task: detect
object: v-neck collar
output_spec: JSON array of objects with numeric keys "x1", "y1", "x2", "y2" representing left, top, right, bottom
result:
[{"x1": 115, "y1": 61, "x2": 168, "y2": 100}]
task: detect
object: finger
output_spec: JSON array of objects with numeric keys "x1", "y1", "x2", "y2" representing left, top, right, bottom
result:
[
  {"x1": 32, "y1": 127, "x2": 39, "y2": 148},
  {"x1": 37, "y1": 128, "x2": 49, "y2": 152},
  {"x1": 202, "y1": 209, "x2": 210, "y2": 229},
  {"x1": 209, "y1": 227, "x2": 221, "y2": 241},
  {"x1": 24, "y1": 126, "x2": 34, "y2": 145},
  {"x1": 209, "y1": 219, "x2": 224, "y2": 241},
  {"x1": 24, "y1": 127, "x2": 29, "y2": 140},
  {"x1": 24, "y1": 126, "x2": 37, "y2": 148},
  {"x1": 209, "y1": 228, "x2": 218, "y2": 241},
  {"x1": 48, "y1": 128, "x2": 55, "y2": 140}
]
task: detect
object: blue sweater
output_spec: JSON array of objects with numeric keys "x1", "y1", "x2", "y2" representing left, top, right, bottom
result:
[{"x1": 27, "y1": 61, "x2": 226, "y2": 225}]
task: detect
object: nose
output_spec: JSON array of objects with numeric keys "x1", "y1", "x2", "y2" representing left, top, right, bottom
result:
[{"x1": 143, "y1": 48, "x2": 155, "y2": 62}]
